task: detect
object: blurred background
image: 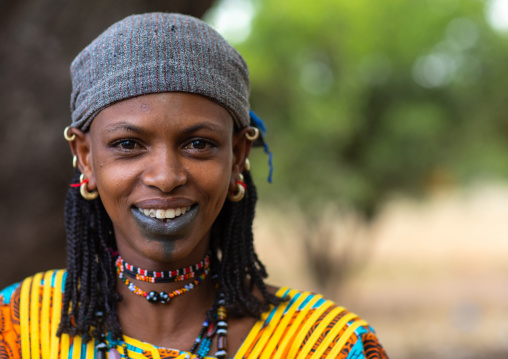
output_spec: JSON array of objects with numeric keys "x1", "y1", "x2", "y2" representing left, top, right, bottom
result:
[{"x1": 1, "y1": 0, "x2": 508, "y2": 357}]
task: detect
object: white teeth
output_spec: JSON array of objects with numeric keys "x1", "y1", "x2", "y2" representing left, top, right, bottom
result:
[
  {"x1": 139, "y1": 206, "x2": 191, "y2": 219},
  {"x1": 166, "y1": 209, "x2": 176, "y2": 219}
]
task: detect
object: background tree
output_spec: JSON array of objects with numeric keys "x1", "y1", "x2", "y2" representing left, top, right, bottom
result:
[
  {"x1": 207, "y1": 0, "x2": 508, "y2": 297},
  {"x1": 237, "y1": 0, "x2": 508, "y2": 217}
]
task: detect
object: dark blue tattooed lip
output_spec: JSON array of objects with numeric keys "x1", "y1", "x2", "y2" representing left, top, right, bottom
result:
[{"x1": 131, "y1": 204, "x2": 198, "y2": 239}]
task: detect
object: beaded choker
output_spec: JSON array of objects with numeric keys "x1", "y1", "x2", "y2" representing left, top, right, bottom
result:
[
  {"x1": 116, "y1": 255, "x2": 210, "y2": 283},
  {"x1": 110, "y1": 254, "x2": 228, "y2": 358},
  {"x1": 115, "y1": 255, "x2": 210, "y2": 303}
]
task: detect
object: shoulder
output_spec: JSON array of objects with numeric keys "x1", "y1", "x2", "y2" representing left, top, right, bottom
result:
[
  {"x1": 0, "y1": 282, "x2": 21, "y2": 306},
  {"x1": 240, "y1": 287, "x2": 388, "y2": 358},
  {"x1": 0, "y1": 280, "x2": 23, "y2": 327},
  {"x1": 0, "y1": 281, "x2": 22, "y2": 358},
  {"x1": 0, "y1": 270, "x2": 66, "y2": 359},
  {"x1": 0, "y1": 270, "x2": 67, "y2": 324},
  {"x1": 0, "y1": 269, "x2": 66, "y2": 311},
  {"x1": 2, "y1": 269, "x2": 67, "y2": 302}
]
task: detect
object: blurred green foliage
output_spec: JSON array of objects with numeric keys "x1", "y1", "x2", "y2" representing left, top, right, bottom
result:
[{"x1": 221, "y1": 0, "x2": 508, "y2": 216}]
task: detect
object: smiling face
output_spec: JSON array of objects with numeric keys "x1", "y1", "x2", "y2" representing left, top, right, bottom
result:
[{"x1": 71, "y1": 92, "x2": 251, "y2": 269}]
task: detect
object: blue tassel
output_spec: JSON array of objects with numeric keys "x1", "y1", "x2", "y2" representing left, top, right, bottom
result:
[
  {"x1": 249, "y1": 110, "x2": 267, "y2": 134},
  {"x1": 249, "y1": 110, "x2": 273, "y2": 183},
  {"x1": 263, "y1": 143, "x2": 273, "y2": 183}
]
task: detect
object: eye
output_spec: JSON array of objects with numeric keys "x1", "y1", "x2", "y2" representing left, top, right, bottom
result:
[
  {"x1": 186, "y1": 139, "x2": 214, "y2": 151},
  {"x1": 112, "y1": 139, "x2": 141, "y2": 151},
  {"x1": 190, "y1": 140, "x2": 207, "y2": 150}
]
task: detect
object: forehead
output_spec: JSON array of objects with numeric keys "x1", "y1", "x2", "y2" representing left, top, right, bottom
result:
[{"x1": 91, "y1": 92, "x2": 234, "y2": 133}]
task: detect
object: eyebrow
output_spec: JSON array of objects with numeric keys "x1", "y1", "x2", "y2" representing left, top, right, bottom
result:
[
  {"x1": 104, "y1": 122, "x2": 145, "y2": 135},
  {"x1": 103, "y1": 121, "x2": 229, "y2": 135},
  {"x1": 182, "y1": 122, "x2": 228, "y2": 135}
]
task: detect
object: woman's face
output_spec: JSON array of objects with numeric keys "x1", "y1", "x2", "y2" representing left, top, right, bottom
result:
[{"x1": 71, "y1": 92, "x2": 251, "y2": 267}]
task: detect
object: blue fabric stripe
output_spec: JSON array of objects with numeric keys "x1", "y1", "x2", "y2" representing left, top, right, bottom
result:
[
  {"x1": 62, "y1": 271, "x2": 67, "y2": 292},
  {"x1": 81, "y1": 340, "x2": 88, "y2": 359},
  {"x1": 346, "y1": 339, "x2": 366, "y2": 359},
  {"x1": 297, "y1": 293, "x2": 314, "y2": 311},
  {"x1": 280, "y1": 288, "x2": 291, "y2": 299},
  {"x1": 282, "y1": 292, "x2": 301, "y2": 316},
  {"x1": 126, "y1": 342, "x2": 143, "y2": 353},
  {"x1": 344, "y1": 321, "x2": 371, "y2": 359},
  {"x1": 0, "y1": 282, "x2": 20, "y2": 305},
  {"x1": 312, "y1": 298, "x2": 326, "y2": 309}
]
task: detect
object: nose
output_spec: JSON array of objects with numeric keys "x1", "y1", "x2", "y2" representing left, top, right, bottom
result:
[{"x1": 142, "y1": 148, "x2": 187, "y2": 193}]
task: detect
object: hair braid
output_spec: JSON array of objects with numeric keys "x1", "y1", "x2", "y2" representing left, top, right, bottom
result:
[
  {"x1": 58, "y1": 171, "x2": 122, "y2": 342},
  {"x1": 95, "y1": 209, "x2": 122, "y2": 338},
  {"x1": 213, "y1": 170, "x2": 284, "y2": 317}
]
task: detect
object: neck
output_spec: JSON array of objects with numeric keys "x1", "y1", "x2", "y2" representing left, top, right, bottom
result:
[{"x1": 116, "y1": 270, "x2": 216, "y2": 348}]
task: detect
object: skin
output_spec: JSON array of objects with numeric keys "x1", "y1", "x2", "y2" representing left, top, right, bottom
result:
[{"x1": 69, "y1": 92, "x2": 260, "y2": 352}]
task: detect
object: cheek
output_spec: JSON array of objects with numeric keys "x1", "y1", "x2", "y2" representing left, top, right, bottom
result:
[
  {"x1": 92, "y1": 158, "x2": 139, "y2": 213},
  {"x1": 192, "y1": 160, "x2": 231, "y2": 205}
]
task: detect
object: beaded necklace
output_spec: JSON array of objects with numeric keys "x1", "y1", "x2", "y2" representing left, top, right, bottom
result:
[
  {"x1": 109, "y1": 255, "x2": 228, "y2": 358},
  {"x1": 188, "y1": 294, "x2": 228, "y2": 359},
  {"x1": 118, "y1": 255, "x2": 211, "y2": 283},
  {"x1": 116, "y1": 257, "x2": 210, "y2": 303}
]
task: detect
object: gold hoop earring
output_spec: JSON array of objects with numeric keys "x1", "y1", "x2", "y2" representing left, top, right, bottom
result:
[
  {"x1": 72, "y1": 155, "x2": 78, "y2": 168},
  {"x1": 79, "y1": 174, "x2": 99, "y2": 200},
  {"x1": 228, "y1": 182, "x2": 245, "y2": 202},
  {"x1": 244, "y1": 158, "x2": 250, "y2": 171},
  {"x1": 228, "y1": 174, "x2": 245, "y2": 202},
  {"x1": 64, "y1": 126, "x2": 76, "y2": 142},
  {"x1": 245, "y1": 127, "x2": 259, "y2": 141}
]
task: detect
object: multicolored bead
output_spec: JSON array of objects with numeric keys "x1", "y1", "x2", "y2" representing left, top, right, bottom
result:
[
  {"x1": 146, "y1": 291, "x2": 159, "y2": 303},
  {"x1": 159, "y1": 291, "x2": 170, "y2": 303}
]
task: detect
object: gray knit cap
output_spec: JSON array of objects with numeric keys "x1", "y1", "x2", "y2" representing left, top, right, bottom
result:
[{"x1": 70, "y1": 13, "x2": 250, "y2": 131}]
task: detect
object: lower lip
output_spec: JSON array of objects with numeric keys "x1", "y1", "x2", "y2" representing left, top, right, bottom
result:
[{"x1": 131, "y1": 205, "x2": 199, "y2": 239}]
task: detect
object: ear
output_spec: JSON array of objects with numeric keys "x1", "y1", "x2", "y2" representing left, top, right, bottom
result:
[
  {"x1": 229, "y1": 127, "x2": 253, "y2": 190},
  {"x1": 68, "y1": 127, "x2": 97, "y2": 191}
]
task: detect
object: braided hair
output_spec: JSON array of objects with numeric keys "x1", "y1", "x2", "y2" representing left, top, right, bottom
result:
[{"x1": 57, "y1": 164, "x2": 283, "y2": 342}]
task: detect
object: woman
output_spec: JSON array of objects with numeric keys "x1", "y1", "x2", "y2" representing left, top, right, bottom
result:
[{"x1": 0, "y1": 13, "x2": 388, "y2": 359}]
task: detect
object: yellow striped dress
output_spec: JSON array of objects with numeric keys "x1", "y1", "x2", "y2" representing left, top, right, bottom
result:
[{"x1": 0, "y1": 270, "x2": 388, "y2": 358}]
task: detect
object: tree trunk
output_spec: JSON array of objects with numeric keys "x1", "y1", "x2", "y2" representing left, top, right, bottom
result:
[{"x1": 0, "y1": 0, "x2": 217, "y2": 287}]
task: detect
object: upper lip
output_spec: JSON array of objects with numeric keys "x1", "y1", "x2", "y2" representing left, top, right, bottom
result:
[{"x1": 134, "y1": 198, "x2": 195, "y2": 209}]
